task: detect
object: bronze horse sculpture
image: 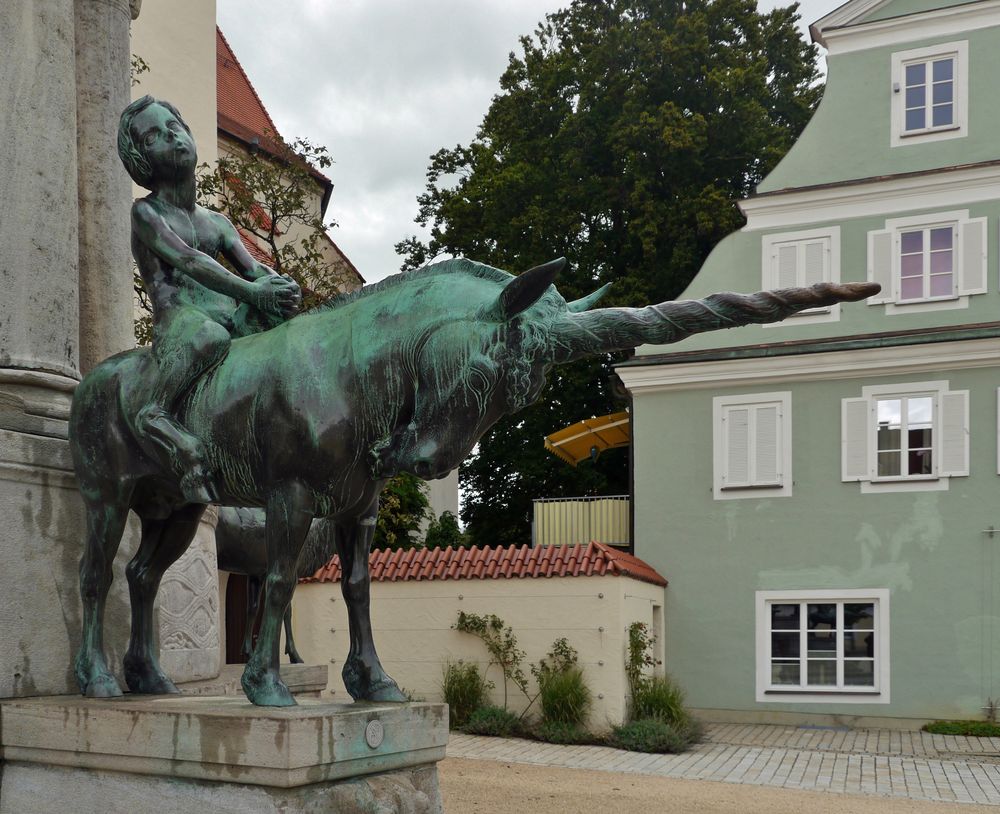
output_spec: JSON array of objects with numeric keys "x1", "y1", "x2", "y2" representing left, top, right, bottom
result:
[{"x1": 70, "y1": 256, "x2": 877, "y2": 705}]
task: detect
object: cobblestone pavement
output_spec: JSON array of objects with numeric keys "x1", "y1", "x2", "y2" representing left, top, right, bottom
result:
[{"x1": 447, "y1": 722, "x2": 1000, "y2": 806}]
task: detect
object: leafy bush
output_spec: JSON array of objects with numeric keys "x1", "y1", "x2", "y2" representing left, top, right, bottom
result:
[
  {"x1": 630, "y1": 674, "x2": 688, "y2": 726},
  {"x1": 441, "y1": 661, "x2": 493, "y2": 729},
  {"x1": 923, "y1": 720, "x2": 1000, "y2": 737},
  {"x1": 454, "y1": 612, "x2": 528, "y2": 709},
  {"x1": 462, "y1": 705, "x2": 523, "y2": 737},
  {"x1": 607, "y1": 718, "x2": 700, "y2": 754},
  {"x1": 532, "y1": 720, "x2": 601, "y2": 745},
  {"x1": 539, "y1": 666, "x2": 592, "y2": 726}
]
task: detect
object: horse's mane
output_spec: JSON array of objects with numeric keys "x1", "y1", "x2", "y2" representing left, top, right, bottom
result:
[{"x1": 298, "y1": 257, "x2": 512, "y2": 318}]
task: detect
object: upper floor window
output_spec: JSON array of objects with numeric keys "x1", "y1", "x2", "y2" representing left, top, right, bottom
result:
[
  {"x1": 761, "y1": 227, "x2": 840, "y2": 326},
  {"x1": 842, "y1": 380, "x2": 968, "y2": 493},
  {"x1": 713, "y1": 392, "x2": 791, "y2": 500},
  {"x1": 891, "y1": 41, "x2": 968, "y2": 147},
  {"x1": 866, "y1": 210, "x2": 986, "y2": 312}
]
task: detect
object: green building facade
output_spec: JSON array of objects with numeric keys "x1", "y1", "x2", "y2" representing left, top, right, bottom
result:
[{"x1": 618, "y1": 0, "x2": 1000, "y2": 725}]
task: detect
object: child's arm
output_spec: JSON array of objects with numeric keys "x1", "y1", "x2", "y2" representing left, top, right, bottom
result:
[{"x1": 132, "y1": 200, "x2": 299, "y2": 317}]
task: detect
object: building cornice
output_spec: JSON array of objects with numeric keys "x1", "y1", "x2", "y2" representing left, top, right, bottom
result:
[
  {"x1": 617, "y1": 324, "x2": 1000, "y2": 394},
  {"x1": 741, "y1": 161, "x2": 1000, "y2": 231},
  {"x1": 819, "y1": 0, "x2": 1000, "y2": 54}
]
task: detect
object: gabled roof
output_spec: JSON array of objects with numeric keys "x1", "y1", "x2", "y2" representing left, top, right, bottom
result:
[
  {"x1": 215, "y1": 27, "x2": 332, "y2": 189},
  {"x1": 302, "y1": 542, "x2": 667, "y2": 588},
  {"x1": 809, "y1": 0, "x2": 985, "y2": 45}
]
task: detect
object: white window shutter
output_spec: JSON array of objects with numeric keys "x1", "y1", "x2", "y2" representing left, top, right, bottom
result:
[
  {"x1": 939, "y1": 390, "x2": 969, "y2": 477},
  {"x1": 725, "y1": 407, "x2": 750, "y2": 486},
  {"x1": 803, "y1": 241, "x2": 826, "y2": 287},
  {"x1": 842, "y1": 398, "x2": 871, "y2": 481},
  {"x1": 754, "y1": 404, "x2": 780, "y2": 485},
  {"x1": 958, "y1": 217, "x2": 987, "y2": 295},
  {"x1": 867, "y1": 230, "x2": 893, "y2": 304},
  {"x1": 777, "y1": 245, "x2": 798, "y2": 288}
]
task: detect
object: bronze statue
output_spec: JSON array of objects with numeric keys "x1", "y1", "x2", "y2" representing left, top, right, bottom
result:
[{"x1": 69, "y1": 98, "x2": 880, "y2": 707}]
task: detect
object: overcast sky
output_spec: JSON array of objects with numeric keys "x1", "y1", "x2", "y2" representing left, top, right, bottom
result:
[{"x1": 217, "y1": 0, "x2": 843, "y2": 284}]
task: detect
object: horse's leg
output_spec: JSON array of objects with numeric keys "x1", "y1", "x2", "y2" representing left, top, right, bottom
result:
[
  {"x1": 283, "y1": 608, "x2": 304, "y2": 664},
  {"x1": 75, "y1": 489, "x2": 131, "y2": 698},
  {"x1": 123, "y1": 503, "x2": 204, "y2": 694},
  {"x1": 242, "y1": 576, "x2": 263, "y2": 661},
  {"x1": 241, "y1": 480, "x2": 313, "y2": 706},
  {"x1": 338, "y1": 502, "x2": 406, "y2": 702}
]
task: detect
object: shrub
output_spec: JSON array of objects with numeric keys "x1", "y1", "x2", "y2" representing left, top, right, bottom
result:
[
  {"x1": 607, "y1": 718, "x2": 700, "y2": 754},
  {"x1": 924, "y1": 720, "x2": 1000, "y2": 737},
  {"x1": 539, "y1": 666, "x2": 592, "y2": 726},
  {"x1": 454, "y1": 612, "x2": 528, "y2": 710},
  {"x1": 532, "y1": 720, "x2": 600, "y2": 745},
  {"x1": 462, "y1": 705, "x2": 523, "y2": 737},
  {"x1": 630, "y1": 674, "x2": 688, "y2": 726},
  {"x1": 441, "y1": 661, "x2": 493, "y2": 729}
]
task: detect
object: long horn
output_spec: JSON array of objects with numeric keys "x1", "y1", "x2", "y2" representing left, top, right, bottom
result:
[
  {"x1": 550, "y1": 281, "x2": 880, "y2": 363},
  {"x1": 567, "y1": 282, "x2": 612, "y2": 312}
]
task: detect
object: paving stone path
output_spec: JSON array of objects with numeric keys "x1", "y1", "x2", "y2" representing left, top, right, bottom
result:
[{"x1": 447, "y1": 722, "x2": 1000, "y2": 806}]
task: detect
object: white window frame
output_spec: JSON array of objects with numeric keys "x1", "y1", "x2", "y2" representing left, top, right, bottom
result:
[
  {"x1": 867, "y1": 210, "x2": 987, "y2": 313},
  {"x1": 712, "y1": 392, "x2": 791, "y2": 501},
  {"x1": 841, "y1": 379, "x2": 969, "y2": 494},
  {"x1": 755, "y1": 589, "x2": 890, "y2": 704},
  {"x1": 761, "y1": 227, "x2": 841, "y2": 327},
  {"x1": 890, "y1": 41, "x2": 968, "y2": 148}
]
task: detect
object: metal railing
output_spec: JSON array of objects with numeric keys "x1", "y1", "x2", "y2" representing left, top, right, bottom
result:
[{"x1": 532, "y1": 495, "x2": 630, "y2": 548}]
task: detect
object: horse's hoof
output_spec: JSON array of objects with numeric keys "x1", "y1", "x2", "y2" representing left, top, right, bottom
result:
[
  {"x1": 124, "y1": 666, "x2": 180, "y2": 695},
  {"x1": 241, "y1": 669, "x2": 296, "y2": 707},
  {"x1": 83, "y1": 673, "x2": 125, "y2": 699},
  {"x1": 366, "y1": 681, "x2": 408, "y2": 703}
]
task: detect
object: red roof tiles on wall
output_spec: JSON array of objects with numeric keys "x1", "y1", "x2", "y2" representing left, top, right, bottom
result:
[{"x1": 302, "y1": 542, "x2": 667, "y2": 588}]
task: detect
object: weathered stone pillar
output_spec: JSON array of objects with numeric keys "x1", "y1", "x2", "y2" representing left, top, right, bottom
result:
[
  {"x1": 75, "y1": 0, "x2": 135, "y2": 373},
  {"x1": 0, "y1": 0, "x2": 137, "y2": 699}
]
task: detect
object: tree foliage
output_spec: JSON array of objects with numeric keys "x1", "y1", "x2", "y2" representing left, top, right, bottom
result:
[
  {"x1": 373, "y1": 473, "x2": 430, "y2": 551},
  {"x1": 424, "y1": 510, "x2": 469, "y2": 549},
  {"x1": 397, "y1": 0, "x2": 821, "y2": 546}
]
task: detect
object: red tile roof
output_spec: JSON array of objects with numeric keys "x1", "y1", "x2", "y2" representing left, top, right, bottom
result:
[
  {"x1": 236, "y1": 226, "x2": 274, "y2": 265},
  {"x1": 302, "y1": 542, "x2": 667, "y2": 588},
  {"x1": 215, "y1": 27, "x2": 331, "y2": 186}
]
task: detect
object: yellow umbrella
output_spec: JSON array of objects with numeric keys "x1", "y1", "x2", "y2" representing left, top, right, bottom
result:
[{"x1": 544, "y1": 411, "x2": 630, "y2": 466}]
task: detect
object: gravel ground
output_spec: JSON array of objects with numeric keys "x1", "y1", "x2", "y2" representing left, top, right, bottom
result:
[{"x1": 438, "y1": 757, "x2": 998, "y2": 813}]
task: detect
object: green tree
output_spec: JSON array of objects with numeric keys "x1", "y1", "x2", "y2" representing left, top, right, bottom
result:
[
  {"x1": 424, "y1": 510, "x2": 469, "y2": 549},
  {"x1": 373, "y1": 473, "x2": 430, "y2": 551},
  {"x1": 397, "y1": 0, "x2": 820, "y2": 546}
]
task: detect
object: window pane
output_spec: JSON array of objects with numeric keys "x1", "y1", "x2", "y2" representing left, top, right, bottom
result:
[
  {"x1": 877, "y1": 426, "x2": 900, "y2": 451},
  {"x1": 908, "y1": 427, "x2": 932, "y2": 450},
  {"x1": 930, "y1": 250, "x2": 952, "y2": 274},
  {"x1": 908, "y1": 397, "x2": 933, "y2": 424},
  {"x1": 845, "y1": 604, "x2": 875, "y2": 630},
  {"x1": 878, "y1": 399, "x2": 901, "y2": 425},
  {"x1": 771, "y1": 603, "x2": 800, "y2": 630},
  {"x1": 905, "y1": 85, "x2": 925, "y2": 108},
  {"x1": 929, "y1": 275, "x2": 953, "y2": 298},
  {"x1": 910, "y1": 448, "x2": 933, "y2": 475},
  {"x1": 844, "y1": 631, "x2": 875, "y2": 658},
  {"x1": 878, "y1": 450, "x2": 901, "y2": 477},
  {"x1": 900, "y1": 231, "x2": 923, "y2": 254},
  {"x1": 771, "y1": 662, "x2": 800, "y2": 685},
  {"x1": 933, "y1": 104, "x2": 953, "y2": 127},
  {"x1": 807, "y1": 660, "x2": 837, "y2": 686},
  {"x1": 772, "y1": 632, "x2": 800, "y2": 658},
  {"x1": 807, "y1": 631, "x2": 836, "y2": 657},
  {"x1": 900, "y1": 253, "x2": 923, "y2": 279},
  {"x1": 930, "y1": 227, "x2": 952, "y2": 250},
  {"x1": 933, "y1": 82, "x2": 953, "y2": 104},
  {"x1": 807, "y1": 604, "x2": 836, "y2": 630},
  {"x1": 906, "y1": 62, "x2": 926, "y2": 85},
  {"x1": 900, "y1": 276, "x2": 923, "y2": 299},
  {"x1": 844, "y1": 660, "x2": 875, "y2": 687},
  {"x1": 933, "y1": 58, "x2": 953, "y2": 82}
]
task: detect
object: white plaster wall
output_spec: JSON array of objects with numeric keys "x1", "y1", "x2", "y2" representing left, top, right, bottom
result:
[
  {"x1": 292, "y1": 575, "x2": 666, "y2": 727},
  {"x1": 130, "y1": 0, "x2": 218, "y2": 188}
]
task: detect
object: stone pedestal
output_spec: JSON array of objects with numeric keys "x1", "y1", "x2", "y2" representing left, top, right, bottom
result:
[{"x1": 0, "y1": 695, "x2": 447, "y2": 813}]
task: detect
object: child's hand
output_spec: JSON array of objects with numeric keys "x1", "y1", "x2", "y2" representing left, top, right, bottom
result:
[{"x1": 251, "y1": 275, "x2": 301, "y2": 317}]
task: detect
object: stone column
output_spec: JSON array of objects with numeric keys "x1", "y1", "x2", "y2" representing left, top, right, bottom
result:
[{"x1": 75, "y1": 0, "x2": 135, "y2": 373}]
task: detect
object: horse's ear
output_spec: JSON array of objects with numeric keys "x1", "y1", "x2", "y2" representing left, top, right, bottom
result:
[{"x1": 494, "y1": 258, "x2": 565, "y2": 321}]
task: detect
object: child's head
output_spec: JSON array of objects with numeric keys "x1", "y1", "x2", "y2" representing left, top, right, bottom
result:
[{"x1": 118, "y1": 95, "x2": 194, "y2": 189}]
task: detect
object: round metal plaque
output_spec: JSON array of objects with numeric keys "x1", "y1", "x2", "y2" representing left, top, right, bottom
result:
[{"x1": 365, "y1": 719, "x2": 385, "y2": 749}]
